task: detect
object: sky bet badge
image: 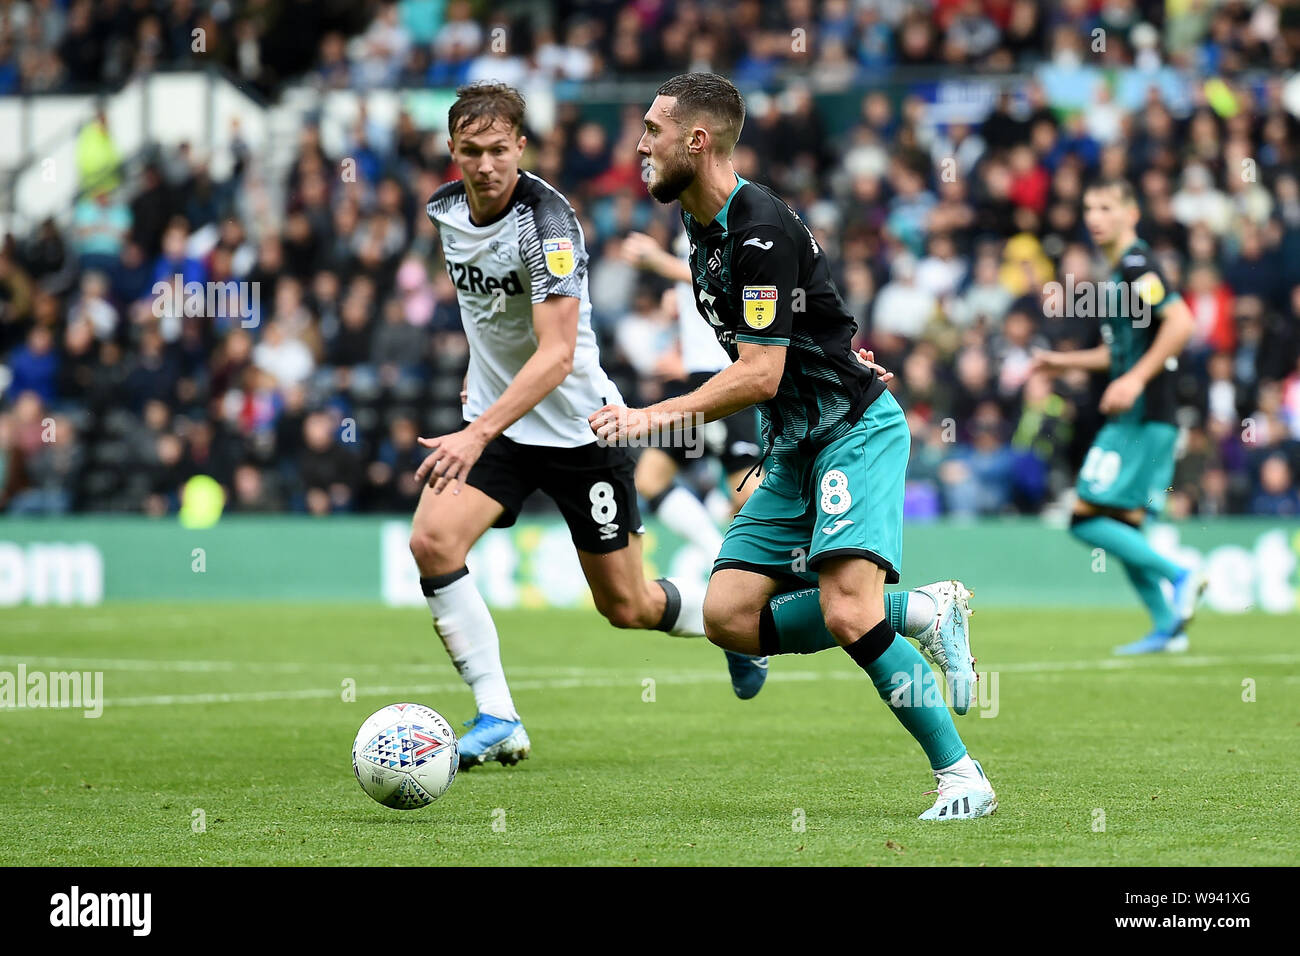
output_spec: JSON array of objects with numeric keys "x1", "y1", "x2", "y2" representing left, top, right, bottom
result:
[
  {"x1": 1133, "y1": 271, "x2": 1166, "y2": 307},
  {"x1": 543, "y1": 238, "x2": 575, "y2": 277},
  {"x1": 742, "y1": 286, "x2": 778, "y2": 330}
]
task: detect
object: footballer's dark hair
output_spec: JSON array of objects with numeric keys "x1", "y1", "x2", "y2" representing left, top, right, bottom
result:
[
  {"x1": 448, "y1": 81, "x2": 526, "y2": 140},
  {"x1": 1084, "y1": 177, "x2": 1138, "y2": 205},
  {"x1": 655, "y1": 73, "x2": 746, "y2": 154}
]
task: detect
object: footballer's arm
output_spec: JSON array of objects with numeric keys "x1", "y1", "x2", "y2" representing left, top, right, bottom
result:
[
  {"x1": 469, "y1": 294, "x2": 578, "y2": 437},
  {"x1": 1031, "y1": 341, "x2": 1111, "y2": 374},
  {"x1": 622, "y1": 231, "x2": 693, "y2": 283},
  {"x1": 1099, "y1": 296, "x2": 1194, "y2": 415},
  {"x1": 417, "y1": 294, "x2": 578, "y2": 494},
  {"x1": 590, "y1": 340, "x2": 784, "y2": 443}
]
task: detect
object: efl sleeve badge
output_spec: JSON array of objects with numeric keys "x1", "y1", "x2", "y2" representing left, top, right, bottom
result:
[
  {"x1": 543, "y1": 238, "x2": 575, "y2": 278},
  {"x1": 742, "y1": 286, "x2": 778, "y2": 330},
  {"x1": 1133, "y1": 271, "x2": 1166, "y2": 306}
]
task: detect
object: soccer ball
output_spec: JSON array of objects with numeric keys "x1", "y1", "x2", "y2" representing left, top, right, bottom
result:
[{"x1": 351, "y1": 703, "x2": 459, "y2": 809}]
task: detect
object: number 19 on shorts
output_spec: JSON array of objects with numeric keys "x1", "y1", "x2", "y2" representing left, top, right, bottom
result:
[{"x1": 1080, "y1": 447, "x2": 1122, "y2": 492}]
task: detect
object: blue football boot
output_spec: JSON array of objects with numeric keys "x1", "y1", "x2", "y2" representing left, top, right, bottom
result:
[
  {"x1": 724, "y1": 651, "x2": 769, "y2": 700},
  {"x1": 458, "y1": 713, "x2": 531, "y2": 768},
  {"x1": 1114, "y1": 631, "x2": 1189, "y2": 655}
]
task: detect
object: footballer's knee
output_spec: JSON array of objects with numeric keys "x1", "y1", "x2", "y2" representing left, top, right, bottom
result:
[
  {"x1": 408, "y1": 525, "x2": 468, "y2": 576},
  {"x1": 596, "y1": 598, "x2": 650, "y2": 630},
  {"x1": 702, "y1": 588, "x2": 760, "y2": 652},
  {"x1": 591, "y1": 585, "x2": 655, "y2": 630},
  {"x1": 820, "y1": 590, "x2": 882, "y2": 647},
  {"x1": 1069, "y1": 502, "x2": 1097, "y2": 537}
]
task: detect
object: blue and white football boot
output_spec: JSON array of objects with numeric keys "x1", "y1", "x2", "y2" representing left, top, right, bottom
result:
[
  {"x1": 724, "y1": 651, "x2": 769, "y2": 700},
  {"x1": 458, "y1": 713, "x2": 531, "y2": 769},
  {"x1": 912, "y1": 580, "x2": 977, "y2": 715},
  {"x1": 1114, "y1": 631, "x2": 1189, "y2": 655},
  {"x1": 918, "y1": 757, "x2": 998, "y2": 821}
]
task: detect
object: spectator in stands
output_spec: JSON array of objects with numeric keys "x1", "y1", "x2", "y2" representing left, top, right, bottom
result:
[
  {"x1": 229, "y1": 460, "x2": 284, "y2": 512},
  {"x1": 872, "y1": 253, "x2": 937, "y2": 345},
  {"x1": 72, "y1": 190, "x2": 132, "y2": 275},
  {"x1": 7, "y1": 328, "x2": 59, "y2": 404},
  {"x1": 253, "y1": 320, "x2": 315, "y2": 390},
  {"x1": 297, "y1": 410, "x2": 361, "y2": 515},
  {"x1": 364, "y1": 413, "x2": 424, "y2": 512},
  {"x1": 1252, "y1": 454, "x2": 1300, "y2": 516},
  {"x1": 4, "y1": 0, "x2": 1300, "y2": 523}
]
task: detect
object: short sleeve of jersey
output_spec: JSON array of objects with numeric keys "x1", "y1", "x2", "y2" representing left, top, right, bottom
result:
[
  {"x1": 1119, "y1": 249, "x2": 1179, "y2": 319},
  {"x1": 519, "y1": 192, "x2": 587, "y2": 304},
  {"x1": 730, "y1": 224, "x2": 796, "y2": 347}
]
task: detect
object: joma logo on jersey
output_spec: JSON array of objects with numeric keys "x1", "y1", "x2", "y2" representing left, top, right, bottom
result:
[{"x1": 446, "y1": 261, "x2": 524, "y2": 297}]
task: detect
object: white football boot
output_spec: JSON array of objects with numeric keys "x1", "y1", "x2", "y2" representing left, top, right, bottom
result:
[
  {"x1": 1171, "y1": 567, "x2": 1208, "y2": 631},
  {"x1": 918, "y1": 756, "x2": 998, "y2": 821},
  {"x1": 912, "y1": 580, "x2": 977, "y2": 715}
]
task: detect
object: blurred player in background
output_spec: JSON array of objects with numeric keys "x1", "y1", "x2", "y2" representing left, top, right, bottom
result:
[
  {"x1": 413, "y1": 82, "x2": 765, "y2": 770},
  {"x1": 620, "y1": 229, "x2": 762, "y2": 558},
  {"x1": 593, "y1": 73, "x2": 997, "y2": 820},
  {"x1": 1032, "y1": 179, "x2": 1206, "y2": 655}
]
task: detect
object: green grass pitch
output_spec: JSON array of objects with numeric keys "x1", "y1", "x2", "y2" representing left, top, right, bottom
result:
[{"x1": 0, "y1": 603, "x2": 1294, "y2": 866}]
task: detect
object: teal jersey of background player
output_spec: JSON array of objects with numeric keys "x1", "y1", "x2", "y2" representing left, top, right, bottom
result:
[
  {"x1": 1100, "y1": 238, "x2": 1183, "y2": 425},
  {"x1": 681, "y1": 176, "x2": 886, "y2": 456}
]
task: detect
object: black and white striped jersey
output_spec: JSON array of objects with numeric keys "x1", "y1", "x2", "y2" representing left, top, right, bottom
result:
[{"x1": 427, "y1": 171, "x2": 622, "y2": 447}]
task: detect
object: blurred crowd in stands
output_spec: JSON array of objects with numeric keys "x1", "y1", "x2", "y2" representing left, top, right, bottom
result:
[
  {"x1": 2, "y1": 0, "x2": 1300, "y2": 520},
  {"x1": 4, "y1": 0, "x2": 1297, "y2": 95}
]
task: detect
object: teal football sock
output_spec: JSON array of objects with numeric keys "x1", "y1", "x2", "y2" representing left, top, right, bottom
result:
[
  {"x1": 760, "y1": 588, "x2": 836, "y2": 654},
  {"x1": 1122, "y1": 562, "x2": 1180, "y2": 635},
  {"x1": 887, "y1": 590, "x2": 908, "y2": 634},
  {"x1": 759, "y1": 589, "x2": 917, "y2": 654},
  {"x1": 1070, "y1": 515, "x2": 1185, "y2": 582},
  {"x1": 844, "y1": 622, "x2": 967, "y2": 770}
]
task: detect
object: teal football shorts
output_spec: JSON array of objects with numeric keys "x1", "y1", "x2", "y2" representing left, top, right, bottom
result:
[
  {"x1": 1075, "y1": 420, "x2": 1178, "y2": 514},
  {"x1": 713, "y1": 389, "x2": 908, "y2": 586}
]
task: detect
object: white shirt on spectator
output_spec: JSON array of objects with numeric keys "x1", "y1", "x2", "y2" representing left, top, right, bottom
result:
[
  {"x1": 533, "y1": 43, "x2": 595, "y2": 81},
  {"x1": 915, "y1": 255, "x2": 967, "y2": 301},
  {"x1": 1172, "y1": 190, "x2": 1233, "y2": 234},
  {"x1": 872, "y1": 279, "x2": 937, "y2": 339},
  {"x1": 951, "y1": 282, "x2": 1013, "y2": 327},
  {"x1": 254, "y1": 335, "x2": 314, "y2": 387},
  {"x1": 466, "y1": 53, "x2": 529, "y2": 89}
]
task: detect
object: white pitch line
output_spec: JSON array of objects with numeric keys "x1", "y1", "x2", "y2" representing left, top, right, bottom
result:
[
  {"x1": 1, "y1": 614, "x2": 200, "y2": 633},
  {"x1": 106, "y1": 675, "x2": 722, "y2": 707},
  {"x1": 992, "y1": 652, "x2": 1300, "y2": 673},
  {"x1": 1, "y1": 650, "x2": 1296, "y2": 677},
  {"x1": 0, "y1": 655, "x2": 312, "y2": 674},
  {"x1": 0, "y1": 650, "x2": 1284, "y2": 710},
  {"x1": 0, "y1": 655, "x2": 651, "y2": 677}
]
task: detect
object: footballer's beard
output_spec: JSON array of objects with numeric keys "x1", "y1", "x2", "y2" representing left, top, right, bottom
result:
[{"x1": 647, "y1": 146, "x2": 696, "y2": 204}]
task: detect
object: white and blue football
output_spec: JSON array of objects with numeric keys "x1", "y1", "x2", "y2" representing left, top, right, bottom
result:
[{"x1": 352, "y1": 703, "x2": 459, "y2": 809}]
